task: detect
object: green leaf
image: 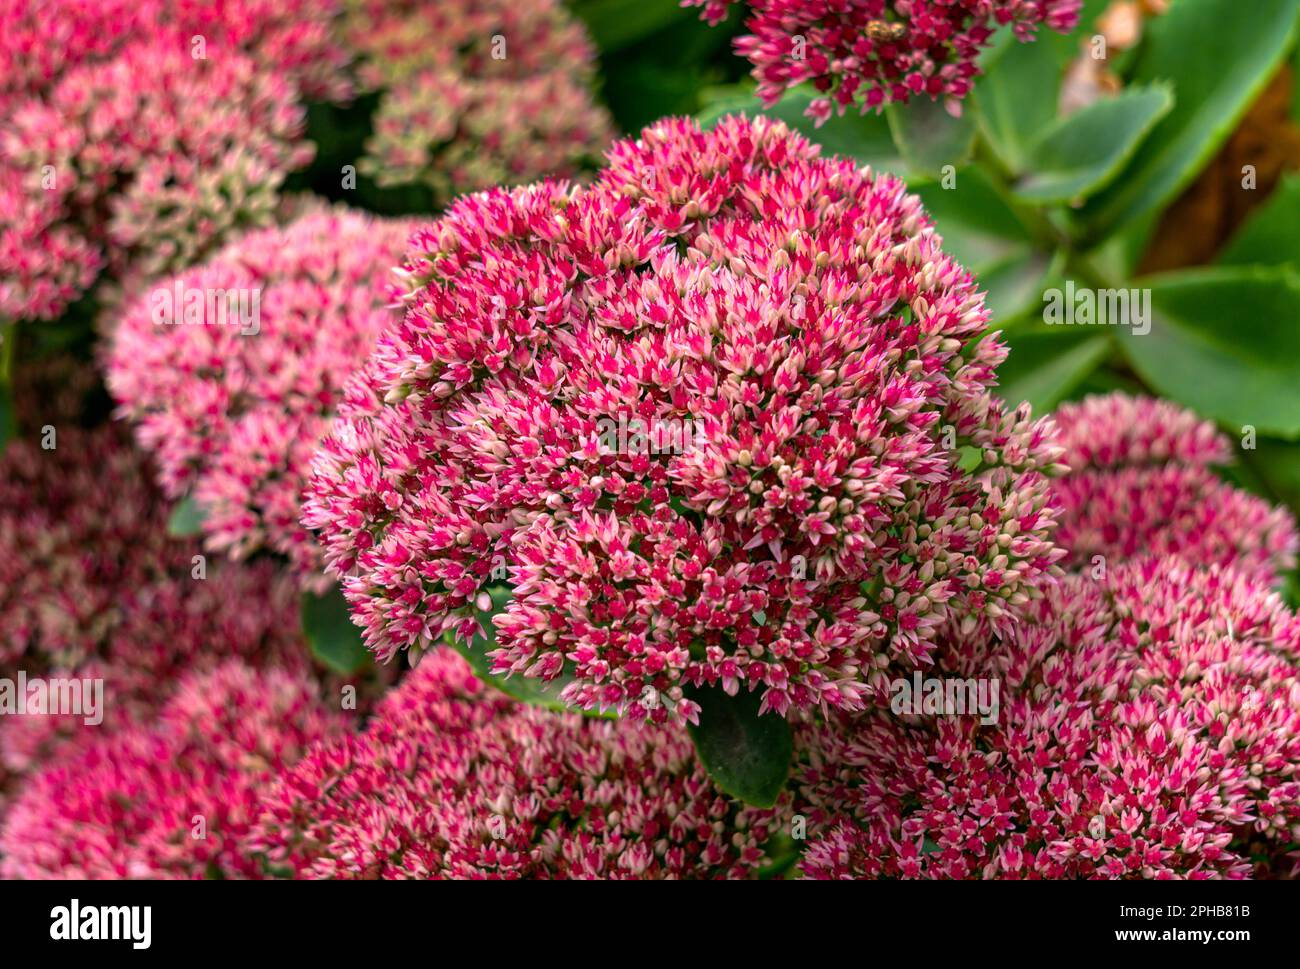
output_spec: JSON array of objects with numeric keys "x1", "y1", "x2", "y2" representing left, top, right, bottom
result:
[
  {"x1": 1118, "y1": 266, "x2": 1300, "y2": 438},
  {"x1": 0, "y1": 388, "x2": 14, "y2": 451},
  {"x1": 996, "y1": 325, "x2": 1114, "y2": 412},
  {"x1": 1014, "y1": 85, "x2": 1174, "y2": 204},
  {"x1": 698, "y1": 86, "x2": 907, "y2": 174},
  {"x1": 571, "y1": 0, "x2": 693, "y2": 53},
  {"x1": 972, "y1": 30, "x2": 1069, "y2": 176},
  {"x1": 301, "y1": 585, "x2": 372, "y2": 676},
  {"x1": 684, "y1": 684, "x2": 792, "y2": 808},
  {"x1": 911, "y1": 167, "x2": 1052, "y2": 322},
  {"x1": 912, "y1": 166, "x2": 1036, "y2": 265},
  {"x1": 1218, "y1": 173, "x2": 1300, "y2": 269},
  {"x1": 444, "y1": 585, "x2": 611, "y2": 716},
  {"x1": 1241, "y1": 436, "x2": 1300, "y2": 511},
  {"x1": 977, "y1": 250, "x2": 1057, "y2": 325},
  {"x1": 166, "y1": 496, "x2": 206, "y2": 537},
  {"x1": 1074, "y1": 0, "x2": 1300, "y2": 242},
  {"x1": 886, "y1": 95, "x2": 977, "y2": 179},
  {"x1": 0, "y1": 322, "x2": 14, "y2": 449}
]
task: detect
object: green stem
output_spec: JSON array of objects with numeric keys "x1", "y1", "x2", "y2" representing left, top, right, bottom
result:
[{"x1": 0, "y1": 321, "x2": 15, "y2": 386}]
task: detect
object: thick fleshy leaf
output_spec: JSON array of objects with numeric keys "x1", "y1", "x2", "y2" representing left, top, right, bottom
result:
[
  {"x1": 685, "y1": 684, "x2": 792, "y2": 808},
  {"x1": 1074, "y1": 0, "x2": 1300, "y2": 242},
  {"x1": 166, "y1": 496, "x2": 206, "y2": 537},
  {"x1": 885, "y1": 95, "x2": 977, "y2": 179},
  {"x1": 301, "y1": 585, "x2": 371, "y2": 676},
  {"x1": 1218, "y1": 173, "x2": 1300, "y2": 268},
  {"x1": 996, "y1": 325, "x2": 1113, "y2": 412},
  {"x1": 571, "y1": 0, "x2": 694, "y2": 52},
  {"x1": 445, "y1": 585, "x2": 610, "y2": 716},
  {"x1": 977, "y1": 250, "x2": 1057, "y2": 325},
  {"x1": 0, "y1": 395, "x2": 13, "y2": 450},
  {"x1": 0, "y1": 325, "x2": 13, "y2": 448},
  {"x1": 1118, "y1": 267, "x2": 1300, "y2": 438},
  {"x1": 973, "y1": 31, "x2": 1068, "y2": 175},
  {"x1": 913, "y1": 168, "x2": 1051, "y2": 322},
  {"x1": 1014, "y1": 85, "x2": 1174, "y2": 204},
  {"x1": 1242, "y1": 437, "x2": 1300, "y2": 511}
]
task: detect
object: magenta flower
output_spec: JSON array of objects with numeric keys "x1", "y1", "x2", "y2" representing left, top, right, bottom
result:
[
  {"x1": 1052, "y1": 394, "x2": 1298, "y2": 582},
  {"x1": 304, "y1": 114, "x2": 1066, "y2": 724},
  {"x1": 0, "y1": 427, "x2": 302, "y2": 679},
  {"x1": 0, "y1": 0, "x2": 350, "y2": 113},
  {"x1": 685, "y1": 0, "x2": 1082, "y2": 121},
  {"x1": 0, "y1": 39, "x2": 315, "y2": 321},
  {"x1": 0, "y1": 427, "x2": 307, "y2": 807},
  {"x1": 0, "y1": 661, "x2": 344, "y2": 879},
  {"x1": 106, "y1": 208, "x2": 414, "y2": 582},
  {"x1": 249, "y1": 648, "x2": 784, "y2": 878},
  {"x1": 339, "y1": 0, "x2": 614, "y2": 201},
  {"x1": 797, "y1": 557, "x2": 1300, "y2": 879}
]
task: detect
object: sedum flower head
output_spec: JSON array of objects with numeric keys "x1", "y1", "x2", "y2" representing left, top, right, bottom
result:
[
  {"x1": 107, "y1": 208, "x2": 414, "y2": 582},
  {"x1": 686, "y1": 1, "x2": 1082, "y2": 122},
  {"x1": 249, "y1": 648, "x2": 783, "y2": 878},
  {"x1": 0, "y1": 661, "x2": 344, "y2": 879},
  {"x1": 0, "y1": 39, "x2": 315, "y2": 321},
  {"x1": 0, "y1": 427, "x2": 302, "y2": 683},
  {"x1": 340, "y1": 0, "x2": 614, "y2": 201},
  {"x1": 1052, "y1": 394, "x2": 1297, "y2": 582},
  {"x1": 304, "y1": 114, "x2": 1066, "y2": 724},
  {"x1": 797, "y1": 557, "x2": 1300, "y2": 879},
  {"x1": 0, "y1": 0, "x2": 350, "y2": 112}
]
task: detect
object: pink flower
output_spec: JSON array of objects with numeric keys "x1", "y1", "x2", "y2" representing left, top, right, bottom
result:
[
  {"x1": 106, "y1": 208, "x2": 414, "y2": 582},
  {"x1": 1052, "y1": 394, "x2": 1297, "y2": 582},
  {"x1": 0, "y1": 39, "x2": 315, "y2": 321},
  {"x1": 0, "y1": 0, "x2": 350, "y2": 112},
  {"x1": 684, "y1": 0, "x2": 1082, "y2": 122},
  {"x1": 0, "y1": 427, "x2": 308, "y2": 806},
  {"x1": 340, "y1": 0, "x2": 614, "y2": 201},
  {"x1": 304, "y1": 114, "x2": 1066, "y2": 722},
  {"x1": 0, "y1": 427, "x2": 302, "y2": 679},
  {"x1": 248, "y1": 648, "x2": 784, "y2": 878},
  {"x1": 797, "y1": 558, "x2": 1300, "y2": 879},
  {"x1": 0, "y1": 661, "x2": 344, "y2": 879}
]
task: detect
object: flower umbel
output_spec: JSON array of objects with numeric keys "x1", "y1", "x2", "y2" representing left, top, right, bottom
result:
[{"x1": 304, "y1": 114, "x2": 1066, "y2": 724}]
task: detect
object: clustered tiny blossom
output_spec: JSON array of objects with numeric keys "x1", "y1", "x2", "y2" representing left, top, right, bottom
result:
[
  {"x1": 685, "y1": 0, "x2": 1082, "y2": 122},
  {"x1": 797, "y1": 557, "x2": 1300, "y2": 879},
  {"x1": 0, "y1": 427, "x2": 302, "y2": 682},
  {"x1": 249, "y1": 649, "x2": 783, "y2": 878},
  {"x1": 0, "y1": 41, "x2": 314, "y2": 321},
  {"x1": 107, "y1": 208, "x2": 414, "y2": 581},
  {"x1": 304, "y1": 114, "x2": 1066, "y2": 724},
  {"x1": 0, "y1": 0, "x2": 351, "y2": 113},
  {"x1": 1052, "y1": 394, "x2": 1298, "y2": 582},
  {"x1": 0, "y1": 427, "x2": 306, "y2": 808},
  {"x1": 339, "y1": 0, "x2": 614, "y2": 201},
  {"x1": 0, "y1": 662, "x2": 344, "y2": 879}
]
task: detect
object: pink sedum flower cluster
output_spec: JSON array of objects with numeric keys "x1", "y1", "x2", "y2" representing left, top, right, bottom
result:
[
  {"x1": 686, "y1": 0, "x2": 1082, "y2": 122},
  {"x1": 0, "y1": 427, "x2": 302, "y2": 682},
  {"x1": 249, "y1": 648, "x2": 783, "y2": 878},
  {"x1": 107, "y1": 208, "x2": 414, "y2": 581},
  {"x1": 0, "y1": 661, "x2": 344, "y2": 879},
  {"x1": 1052, "y1": 394, "x2": 1298, "y2": 583},
  {"x1": 0, "y1": 427, "x2": 307, "y2": 807},
  {"x1": 0, "y1": 0, "x2": 350, "y2": 113},
  {"x1": 304, "y1": 114, "x2": 1066, "y2": 724},
  {"x1": 1, "y1": 40, "x2": 315, "y2": 321},
  {"x1": 340, "y1": 0, "x2": 614, "y2": 202},
  {"x1": 797, "y1": 557, "x2": 1300, "y2": 879}
]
